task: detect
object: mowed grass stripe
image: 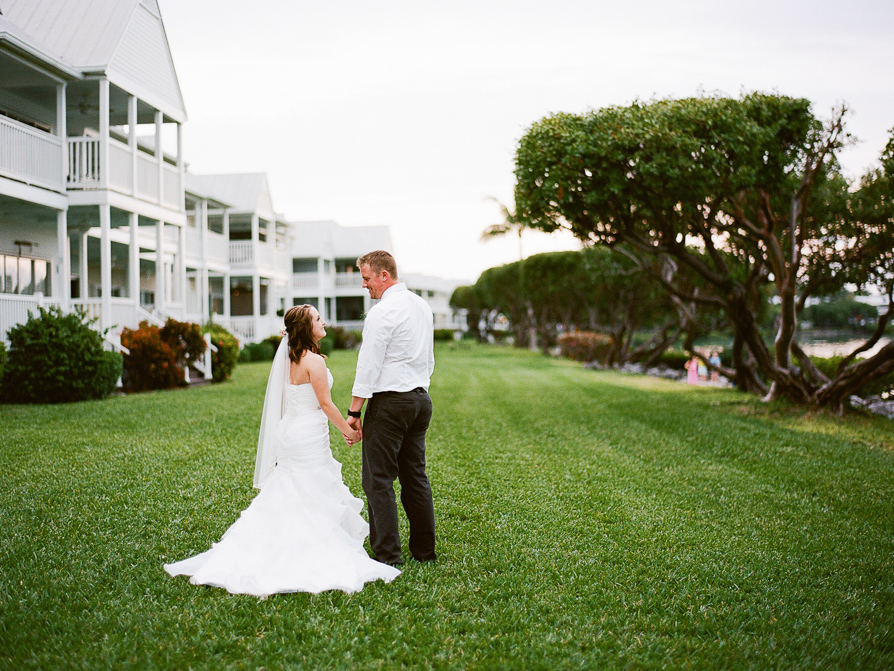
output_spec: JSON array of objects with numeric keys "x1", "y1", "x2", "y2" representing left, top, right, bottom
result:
[{"x1": 1, "y1": 344, "x2": 892, "y2": 670}]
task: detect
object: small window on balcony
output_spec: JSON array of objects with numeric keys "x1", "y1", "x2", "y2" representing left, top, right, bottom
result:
[
  {"x1": 335, "y1": 258, "x2": 357, "y2": 273},
  {"x1": 293, "y1": 258, "x2": 317, "y2": 273}
]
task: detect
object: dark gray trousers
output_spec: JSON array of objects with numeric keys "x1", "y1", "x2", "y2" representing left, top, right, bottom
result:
[{"x1": 361, "y1": 388, "x2": 436, "y2": 564}]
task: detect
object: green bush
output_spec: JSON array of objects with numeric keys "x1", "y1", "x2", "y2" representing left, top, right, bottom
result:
[
  {"x1": 557, "y1": 331, "x2": 613, "y2": 363},
  {"x1": 434, "y1": 329, "x2": 456, "y2": 342},
  {"x1": 1, "y1": 306, "x2": 121, "y2": 403},
  {"x1": 658, "y1": 349, "x2": 692, "y2": 371},
  {"x1": 329, "y1": 326, "x2": 362, "y2": 350},
  {"x1": 0, "y1": 341, "x2": 7, "y2": 391},
  {"x1": 202, "y1": 322, "x2": 240, "y2": 382},
  {"x1": 319, "y1": 333, "x2": 334, "y2": 356},
  {"x1": 242, "y1": 341, "x2": 276, "y2": 362}
]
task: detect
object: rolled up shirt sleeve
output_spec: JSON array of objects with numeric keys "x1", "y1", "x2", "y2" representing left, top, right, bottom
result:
[{"x1": 351, "y1": 307, "x2": 391, "y2": 398}]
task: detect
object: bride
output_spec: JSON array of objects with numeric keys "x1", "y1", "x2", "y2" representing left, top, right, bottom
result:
[{"x1": 164, "y1": 305, "x2": 401, "y2": 596}]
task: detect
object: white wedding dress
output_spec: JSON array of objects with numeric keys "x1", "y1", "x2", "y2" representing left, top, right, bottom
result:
[{"x1": 164, "y1": 369, "x2": 400, "y2": 596}]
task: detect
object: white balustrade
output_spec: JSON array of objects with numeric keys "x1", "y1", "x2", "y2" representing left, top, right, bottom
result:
[
  {"x1": 163, "y1": 163, "x2": 181, "y2": 209},
  {"x1": 229, "y1": 241, "x2": 253, "y2": 265},
  {"x1": 335, "y1": 273, "x2": 361, "y2": 288},
  {"x1": 0, "y1": 116, "x2": 64, "y2": 191},
  {"x1": 229, "y1": 316, "x2": 255, "y2": 342},
  {"x1": 0, "y1": 294, "x2": 60, "y2": 345},
  {"x1": 108, "y1": 139, "x2": 132, "y2": 192},
  {"x1": 136, "y1": 152, "x2": 158, "y2": 200},
  {"x1": 293, "y1": 272, "x2": 321, "y2": 289},
  {"x1": 67, "y1": 137, "x2": 101, "y2": 187}
]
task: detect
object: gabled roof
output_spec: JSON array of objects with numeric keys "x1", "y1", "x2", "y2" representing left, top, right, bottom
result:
[
  {"x1": 187, "y1": 173, "x2": 279, "y2": 218},
  {"x1": 289, "y1": 220, "x2": 394, "y2": 259},
  {"x1": 0, "y1": 0, "x2": 186, "y2": 121}
]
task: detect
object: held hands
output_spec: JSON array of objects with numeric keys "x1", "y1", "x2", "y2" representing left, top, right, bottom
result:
[{"x1": 343, "y1": 416, "x2": 362, "y2": 445}]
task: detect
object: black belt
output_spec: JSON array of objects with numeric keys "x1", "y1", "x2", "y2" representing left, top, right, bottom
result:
[{"x1": 373, "y1": 387, "x2": 426, "y2": 396}]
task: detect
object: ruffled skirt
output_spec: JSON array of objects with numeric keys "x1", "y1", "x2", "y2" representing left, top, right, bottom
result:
[{"x1": 164, "y1": 410, "x2": 400, "y2": 596}]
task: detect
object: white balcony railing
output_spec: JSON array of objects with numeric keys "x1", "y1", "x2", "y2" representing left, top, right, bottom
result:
[
  {"x1": 335, "y1": 273, "x2": 361, "y2": 288},
  {"x1": 67, "y1": 136, "x2": 182, "y2": 208},
  {"x1": 229, "y1": 240, "x2": 253, "y2": 265},
  {"x1": 67, "y1": 137, "x2": 101, "y2": 187},
  {"x1": 0, "y1": 116, "x2": 65, "y2": 191}
]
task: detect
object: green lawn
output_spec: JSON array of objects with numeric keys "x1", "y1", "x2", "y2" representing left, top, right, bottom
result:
[{"x1": 1, "y1": 344, "x2": 892, "y2": 670}]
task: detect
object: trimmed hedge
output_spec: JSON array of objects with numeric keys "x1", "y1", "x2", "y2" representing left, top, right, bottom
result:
[{"x1": 1, "y1": 306, "x2": 122, "y2": 403}]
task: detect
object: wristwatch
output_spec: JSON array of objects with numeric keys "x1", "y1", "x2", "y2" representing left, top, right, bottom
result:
[{"x1": 347, "y1": 409, "x2": 362, "y2": 419}]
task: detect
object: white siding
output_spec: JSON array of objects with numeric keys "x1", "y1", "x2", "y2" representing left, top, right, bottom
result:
[{"x1": 107, "y1": 1, "x2": 187, "y2": 121}]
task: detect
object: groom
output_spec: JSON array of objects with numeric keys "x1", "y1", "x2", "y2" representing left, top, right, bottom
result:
[{"x1": 346, "y1": 250, "x2": 437, "y2": 567}]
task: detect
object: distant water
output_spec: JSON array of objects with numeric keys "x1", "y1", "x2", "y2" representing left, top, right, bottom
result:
[{"x1": 799, "y1": 338, "x2": 890, "y2": 358}]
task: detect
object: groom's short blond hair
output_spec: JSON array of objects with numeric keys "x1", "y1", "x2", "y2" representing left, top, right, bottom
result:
[{"x1": 357, "y1": 250, "x2": 398, "y2": 279}]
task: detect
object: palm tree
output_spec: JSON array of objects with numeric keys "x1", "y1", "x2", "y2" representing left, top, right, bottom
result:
[
  {"x1": 480, "y1": 197, "x2": 536, "y2": 349},
  {"x1": 480, "y1": 197, "x2": 524, "y2": 261}
]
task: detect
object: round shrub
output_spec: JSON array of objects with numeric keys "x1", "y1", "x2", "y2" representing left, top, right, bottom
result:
[
  {"x1": 120, "y1": 322, "x2": 185, "y2": 392},
  {"x1": 242, "y1": 341, "x2": 276, "y2": 362},
  {"x1": 161, "y1": 318, "x2": 207, "y2": 367},
  {"x1": 330, "y1": 326, "x2": 362, "y2": 350},
  {"x1": 558, "y1": 331, "x2": 613, "y2": 363},
  {"x1": 203, "y1": 322, "x2": 240, "y2": 382},
  {"x1": 1, "y1": 306, "x2": 122, "y2": 403},
  {"x1": 434, "y1": 329, "x2": 456, "y2": 342},
  {"x1": 319, "y1": 333, "x2": 334, "y2": 356}
]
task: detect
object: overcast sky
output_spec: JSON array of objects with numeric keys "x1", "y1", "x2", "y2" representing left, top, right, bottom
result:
[{"x1": 160, "y1": 0, "x2": 894, "y2": 283}]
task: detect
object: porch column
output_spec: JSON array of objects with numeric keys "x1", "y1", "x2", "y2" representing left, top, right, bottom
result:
[
  {"x1": 200, "y1": 199, "x2": 209, "y2": 319},
  {"x1": 251, "y1": 214, "x2": 259, "y2": 266},
  {"x1": 128, "y1": 213, "x2": 139, "y2": 305},
  {"x1": 177, "y1": 122, "x2": 185, "y2": 211},
  {"x1": 156, "y1": 220, "x2": 165, "y2": 313},
  {"x1": 223, "y1": 272, "x2": 231, "y2": 320},
  {"x1": 79, "y1": 232, "x2": 88, "y2": 299},
  {"x1": 56, "y1": 84, "x2": 66, "y2": 185},
  {"x1": 252, "y1": 272, "x2": 261, "y2": 323},
  {"x1": 155, "y1": 110, "x2": 164, "y2": 205},
  {"x1": 177, "y1": 223, "x2": 186, "y2": 307},
  {"x1": 56, "y1": 210, "x2": 69, "y2": 310},
  {"x1": 100, "y1": 204, "x2": 112, "y2": 328},
  {"x1": 128, "y1": 95, "x2": 138, "y2": 196},
  {"x1": 99, "y1": 79, "x2": 110, "y2": 189}
]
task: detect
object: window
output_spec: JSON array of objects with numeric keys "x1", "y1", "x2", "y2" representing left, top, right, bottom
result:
[
  {"x1": 293, "y1": 258, "x2": 317, "y2": 273},
  {"x1": 335, "y1": 258, "x2": 357, "y2": 274},
  {"x1": 1, "y1": 255, "x2": 51, "y2": 295},
  {"x1": 293, "y1": 297, "x2": 319, "y2": 309},
  {"x1": 336, "y1": 296, "x2": 364, "y2": 321}
]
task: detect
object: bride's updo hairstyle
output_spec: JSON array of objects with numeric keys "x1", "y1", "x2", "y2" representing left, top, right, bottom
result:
[{"x1": 283, "y1": 304, "x2": 323, "y2": 364}]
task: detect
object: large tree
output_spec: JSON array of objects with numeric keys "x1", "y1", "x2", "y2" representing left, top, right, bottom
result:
[
  {"x1": 463, "y1": 247, "x2": 698, "y2": 365},
  {"x1": 514, "y1": 93, "x2": 894, "y2": 410}
]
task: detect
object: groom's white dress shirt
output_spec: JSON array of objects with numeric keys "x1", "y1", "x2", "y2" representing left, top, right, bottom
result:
[{"x1": 352, "y1": 283, "x2": 435, "y2": 399}]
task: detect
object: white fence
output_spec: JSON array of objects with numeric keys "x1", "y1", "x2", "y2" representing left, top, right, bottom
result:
[{"x1": 0, "y1": 116, "x2": 64, "y2": 191}]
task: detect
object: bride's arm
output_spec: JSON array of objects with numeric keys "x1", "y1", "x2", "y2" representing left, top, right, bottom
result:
[{"x1": 306, "y1": 354, "x2": 360, "y2": 441}]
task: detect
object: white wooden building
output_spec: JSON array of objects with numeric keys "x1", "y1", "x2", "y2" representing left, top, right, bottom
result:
[
  {"x1": 1, "y1": 0, "x2": 188, "y2": 346},
  {"x1": 288, "y1": 220, "x2": 464, "y2": 333},
  {"x1": 0, "y1": 0, "x2": 463, "y2": 348}
]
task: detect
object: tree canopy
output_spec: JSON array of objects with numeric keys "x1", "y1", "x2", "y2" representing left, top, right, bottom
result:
[{"x1": 514, "y1": 93, "x2": 894, "y2": 409}]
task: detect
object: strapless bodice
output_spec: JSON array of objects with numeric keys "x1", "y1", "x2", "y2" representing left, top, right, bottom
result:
[{"x1": 285, "y1": 369, "x2": 333, "y2": 415}]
